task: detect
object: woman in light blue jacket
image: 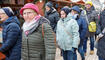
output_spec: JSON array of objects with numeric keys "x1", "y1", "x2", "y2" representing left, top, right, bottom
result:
[{"x1": 56, "y1": 7, "x2": 80, "y2": 60}]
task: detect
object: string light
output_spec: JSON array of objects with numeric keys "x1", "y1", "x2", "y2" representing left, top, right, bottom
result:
[{"x1": 40, "y1": 0, "x2": 42, "y2": 2}]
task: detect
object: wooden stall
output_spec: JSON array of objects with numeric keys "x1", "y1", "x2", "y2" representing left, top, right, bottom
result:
[{"x1": 51, "y1": 0, "x2": 85, "y2": 13}]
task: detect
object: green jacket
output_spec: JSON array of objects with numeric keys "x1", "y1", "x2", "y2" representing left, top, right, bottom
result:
[{"x1": 21, "y1": 17, "x2": 56, "y2": 60}]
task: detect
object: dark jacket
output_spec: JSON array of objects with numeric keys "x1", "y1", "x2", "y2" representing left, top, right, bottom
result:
[
  {"x1": 0, "y1": 16, "x2": 22, "y2": 60},
  {"x1": 21, "y1": 17, "x2": 56, "y2": 60},
  {"x1": 45, "y1": 8, "x2": 59, "y2": 33},
  {"x1": 97, "y1": 9, "x2": 105, "y2": 59},
  {"x1": 76, "y1": 17, "x2": 87, "y2": 46},
  {"x1": 85, "y1": 6, "x2": 99, "y2": 37}
]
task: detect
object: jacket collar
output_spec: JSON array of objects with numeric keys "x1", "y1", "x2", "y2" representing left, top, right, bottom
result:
[
  {"x1": 1, "y1": 16, "x2": 20, "y2": 27},
  {"x1": 61, "y1": 13, "x2": 73, "y2": 22}
]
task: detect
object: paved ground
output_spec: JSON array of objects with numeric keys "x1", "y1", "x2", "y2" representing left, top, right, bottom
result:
[{"x1": 55, "y1": 40, "x2": 98, "y2": 60}]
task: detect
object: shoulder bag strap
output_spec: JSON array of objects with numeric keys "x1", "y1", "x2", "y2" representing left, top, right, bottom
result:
[
  {"x1": 42, "y1": 23, "x2": 56, "y2": 45},
  {"x1": 42, "y1": 24, "x2": 44, "y2": 38}
]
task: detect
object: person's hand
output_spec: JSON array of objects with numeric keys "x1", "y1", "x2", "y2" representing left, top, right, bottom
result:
[
  {"x1": 72, "y1": 47, "x2": 77, "y2": 53},
  {"x1": 98, "y1": 33, "x2": 104, "y2": 38},
  {"x1": 96, "y1": 33, "x2": 104, "y2": 41}
]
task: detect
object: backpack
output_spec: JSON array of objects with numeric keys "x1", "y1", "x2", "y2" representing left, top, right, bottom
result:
[{"x1": 88, "y1": 22, "x2": 96, "y2": 32}]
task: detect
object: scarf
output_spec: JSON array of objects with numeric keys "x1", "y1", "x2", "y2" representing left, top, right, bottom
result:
[
  {"x1": 72, "y1": 14, "x2": 79, "y2": 20},
  {"x1": 22, "y1": 15, "x2": 41, "y2": 35}
]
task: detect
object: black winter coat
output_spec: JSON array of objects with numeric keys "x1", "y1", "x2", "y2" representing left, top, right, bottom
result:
[
  {"x1": 97, "y1": 9, "x2": 105, "y2": 59},
  {"x1": 45, "y1": 8, "x2": 59, "y2": 33}
]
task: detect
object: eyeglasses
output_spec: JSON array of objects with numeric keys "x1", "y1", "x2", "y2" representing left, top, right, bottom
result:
[
  {"x1": 23, "y1": 12, "x2": 35, "y2": 16},
  {"x1": 0, "y1": 13, "x2": 5, "y2": 15}
]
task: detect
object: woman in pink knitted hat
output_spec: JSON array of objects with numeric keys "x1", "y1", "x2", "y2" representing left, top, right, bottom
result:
[{"x1": 20, "y1": 3, "x2": 56, "y2": 60}]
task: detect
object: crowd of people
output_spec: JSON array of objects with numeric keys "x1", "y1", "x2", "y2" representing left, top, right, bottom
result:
[{"x1": 0, "y1": 1, "x2": 105, "y2": 60}]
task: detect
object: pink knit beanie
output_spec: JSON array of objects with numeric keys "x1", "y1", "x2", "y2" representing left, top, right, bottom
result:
[{"x1": 20, "y1": 3, "x2": 39, "y2": 16}]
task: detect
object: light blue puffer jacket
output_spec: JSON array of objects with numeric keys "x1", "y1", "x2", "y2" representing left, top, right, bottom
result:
[{"x1": 56, "y1": 13, "x2": 80, "y2": 51}]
